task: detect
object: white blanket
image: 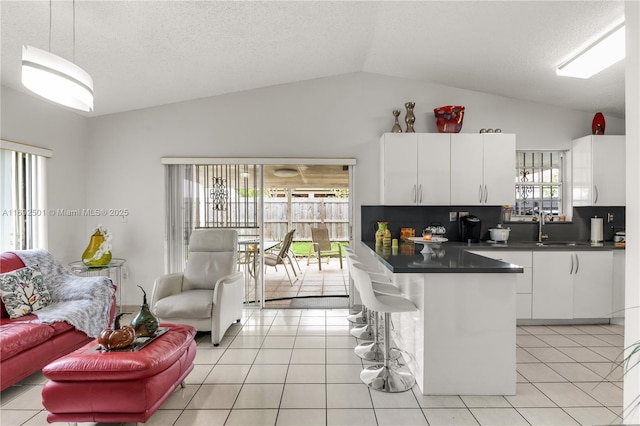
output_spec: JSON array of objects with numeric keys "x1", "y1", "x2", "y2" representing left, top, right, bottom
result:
[{"x1": 13, "y1": 249, "x2": 115, "y2": 338}]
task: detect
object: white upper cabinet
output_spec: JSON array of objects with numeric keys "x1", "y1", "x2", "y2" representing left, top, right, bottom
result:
[
  {"x1": 572, "y1": 135, "x2": 625, "y2": 206},
  {"x1": 450, "y1": 133, "x2": 516, "y2": 206},
  {"x1": 380, "y1": 133, "x2": 450, "y2": 205}
]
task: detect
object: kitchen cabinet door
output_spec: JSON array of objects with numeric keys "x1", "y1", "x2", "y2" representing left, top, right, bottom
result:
[
  {"x1": 573, "y1": 251, "x2": 613, "y2": 319},
  {"x1": 532, "y1": 252, "x2": 574, "y2": 319},
  {"x1": 380, "y1": 133, "x2": 419, "y2": 205},
  {"x1": 380, "y1": 133, "x2": 450, "y2": 205},
  {"x1": 466, "y1": 250, "x2": 532, "y2": 319},
  {"x1": 450, "y1": 133, "x2": 515, "y2": 206},
  {"x1": 572, "y1": 135, "x2": 625, "y2": 206},
  {"x1": 416, "y1": 133, "x2": 450, "y2": 205},
  {"x1": 592, "y1": 137, "x2": 625, "y2": 205},
  {"x1": 450, "y1": 134, "x2": 484, "y2": 205},
  {"x1": 482, "y1": 134, "x2": 516, "y2": 206},
  {"x1": 612, "y1": 250, "x2": 625, "y2": 319}
]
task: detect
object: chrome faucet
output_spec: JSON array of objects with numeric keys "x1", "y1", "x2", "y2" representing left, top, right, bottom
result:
[{"x1": 538, "y1": 213, "x2": 548, "y2": 242}]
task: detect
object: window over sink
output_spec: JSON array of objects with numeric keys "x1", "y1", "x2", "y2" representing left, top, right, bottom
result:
[{"x1": 513, "y1": 150, "x2": 568, "y2": 221}]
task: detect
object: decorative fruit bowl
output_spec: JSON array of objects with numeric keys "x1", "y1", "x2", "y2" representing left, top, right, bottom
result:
[{"x1": 434, "y1": 105, "x2": 465, "y2": 133}]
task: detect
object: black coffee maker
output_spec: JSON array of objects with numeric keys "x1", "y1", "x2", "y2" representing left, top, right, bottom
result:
[{"x1": 459, "y1": 215, "x2": 482, "y2": 243}]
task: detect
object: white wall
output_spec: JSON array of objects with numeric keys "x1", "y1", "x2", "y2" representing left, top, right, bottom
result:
[
  {"x1": 624, "y1": 0, "x2": 639, "y2": 422},
  {"x1": 83, "y1": 72, "x2": 624, "y2": 304},
  {"x1": 0, "y1": 87, "x2": 90, "y2": 263}
]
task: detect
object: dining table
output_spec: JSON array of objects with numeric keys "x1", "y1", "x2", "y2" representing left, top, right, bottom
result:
[{"x1": 238, "y1": 239, "x2": 280, "y2": 304}]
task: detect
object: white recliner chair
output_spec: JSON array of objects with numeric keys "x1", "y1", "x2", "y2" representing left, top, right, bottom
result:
[{"x1": 151, "y1": 229, "x2": 244, "y2": 346}]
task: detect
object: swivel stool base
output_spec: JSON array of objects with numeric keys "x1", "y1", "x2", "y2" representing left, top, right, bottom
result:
[{"x1": 360, "y1": 363, "x2": 416, "y2": 393}]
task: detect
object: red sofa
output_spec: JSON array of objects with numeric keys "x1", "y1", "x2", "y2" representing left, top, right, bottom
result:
[{"x1": 0, "y1": 251, "x2": 116, "y2": 391}]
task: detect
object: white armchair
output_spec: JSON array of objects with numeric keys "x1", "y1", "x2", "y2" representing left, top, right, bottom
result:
[{"x1": 151, "y1": 229, "x2": 244, "y2": 346}]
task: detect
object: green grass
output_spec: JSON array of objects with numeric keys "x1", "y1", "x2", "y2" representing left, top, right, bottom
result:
[{"x1": 290, "y1": 241, "x2": 349, "y2": 257}]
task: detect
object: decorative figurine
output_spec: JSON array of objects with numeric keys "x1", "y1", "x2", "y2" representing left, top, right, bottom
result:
[
  {"x1": 404, "y1": 102, "x2": 415, "y2": 133},
  {"x1": 391, "y1": 110, "x2": 403, "y2": 133},
  {"x1": 98, "y1": 313, "x2": 136, "y2": 351},
  {"x1": 130, "y1": 285, "x2": 159, "y2": 337}
]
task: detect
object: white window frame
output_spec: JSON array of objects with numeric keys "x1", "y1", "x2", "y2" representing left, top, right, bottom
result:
[
  {"x1": 0, "y1": 139, "x2": 52, "y2": 251},
  {"x1": 514, "y1": 150, "x2": 568, "y2": 220}
]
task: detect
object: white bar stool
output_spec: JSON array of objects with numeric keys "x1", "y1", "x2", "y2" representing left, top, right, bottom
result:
[
  {"x1": 346, "y1": 253, "x2": 396, "y2": 340},
  {"x1": 344, "y1": 248, "x2": 367, "y2": 325},
  {"x1": 346, "y1": 254, "x2": 402, "y2": 362},
  {"x1": 351, "y1": 262, "x2": 417, "y2": 393}
]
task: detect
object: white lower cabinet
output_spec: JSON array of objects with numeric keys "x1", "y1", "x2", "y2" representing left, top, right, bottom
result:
[
  {"x1": 573, "y1": 251, "x2": 613, "y2": 318},
  {"x1": 467, "y1": 250, "x2": 532, "y2": 319},
  {"x1": 612, "y1": 251, "x2": 625, "y2": 319},
  {"x1": 532, "y1": 251, "x2": 613, "y2": 320},
  {"x1": 532, "y1": 252, "x2": 574, "y2": 319},
  {"x1": 470, "y1": 249, "x2": 614, "y2": 321}
]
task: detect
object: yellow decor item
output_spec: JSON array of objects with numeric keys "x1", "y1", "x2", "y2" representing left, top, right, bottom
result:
[
  {"x1": 375, "y1": 221, "x2": 391, "y2": 247},
  {"x1": 82, "y1": 224, "x2": 112, "y2": 267}
]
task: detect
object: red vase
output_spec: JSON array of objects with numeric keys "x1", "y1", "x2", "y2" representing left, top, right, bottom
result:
[
  {"x1": 592, "y1": 112, "x2": 605, "y2": 135},
  {"x1": 434, "y1": 106, "x2": 465, "y2": 133}
]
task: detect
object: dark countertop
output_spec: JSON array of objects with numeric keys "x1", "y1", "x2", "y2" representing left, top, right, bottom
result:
[
  {"x1": 361, "y1": 241, "x2": 524, "y2": 274},
  {"x1": 361, "y1": 240, "x2": 622, "y2": 274},
  {"x1": 455, "y1": 241, "x2": 623, "y2": 251}
]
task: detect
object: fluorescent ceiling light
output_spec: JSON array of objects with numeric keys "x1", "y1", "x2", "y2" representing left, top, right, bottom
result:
[
  {"x1": 22, "y1": 45, "x2": 94, "y2": 112},
  {"x1": 274, "y1": 168, "x2": 298, "y2": 178},
  {"x1": 556, "y1": 22, "x2": 625, "y2": 79}
]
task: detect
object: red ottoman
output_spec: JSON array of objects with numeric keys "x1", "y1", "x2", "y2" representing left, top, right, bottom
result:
[{"x1": 42, "y1": 323, "x2": 196, "y2": 424}]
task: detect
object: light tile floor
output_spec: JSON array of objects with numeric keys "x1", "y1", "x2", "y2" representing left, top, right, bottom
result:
[{"x1": 0, "y1": 309, "x2": 626, "y2": 426}]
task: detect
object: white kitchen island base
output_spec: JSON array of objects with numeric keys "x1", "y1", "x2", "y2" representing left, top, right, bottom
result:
[{"x1": 388, "y1": 272, "x2": 516, "y2": 396}]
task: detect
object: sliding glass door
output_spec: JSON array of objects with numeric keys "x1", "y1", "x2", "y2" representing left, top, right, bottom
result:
[{"x1": 163, "y1": 158, "x2": 354, "y2": 309}]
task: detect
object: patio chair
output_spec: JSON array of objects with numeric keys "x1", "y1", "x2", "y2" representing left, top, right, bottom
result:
[
  {"x1": 264, "y1": 229, "x2": 299, "y2": 285},
  {"x1": 307, "y1": 227, "x2": 344, "y2": 271}
]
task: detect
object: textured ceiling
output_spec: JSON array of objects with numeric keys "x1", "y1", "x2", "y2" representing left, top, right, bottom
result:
[{"x1": 0, "y1": 1, "x2": 626, "y2": 118}]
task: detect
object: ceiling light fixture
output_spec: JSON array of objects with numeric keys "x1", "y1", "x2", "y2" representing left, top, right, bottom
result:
[
  {"x1": 556, "y1": 21, "x2": 625, "y2": 79},
  {"x1": 273, "y1": 168, "x2": 298, "y2": 178},
  {"x1": 22, "y1": 0, "x2": 93, "y2": 111}
]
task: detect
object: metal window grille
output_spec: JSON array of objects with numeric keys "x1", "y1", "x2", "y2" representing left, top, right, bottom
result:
[
  {"x1": 194, "y1": 164, "x2": 259, "y2": 228},
  {"x1": 514, "y1": 151, "x2": 566, "y2": 216}
]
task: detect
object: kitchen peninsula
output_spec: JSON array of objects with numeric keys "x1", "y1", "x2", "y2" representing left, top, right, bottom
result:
[{"x1": 360, "y1": 240, "x2": 523, "y2": 396}]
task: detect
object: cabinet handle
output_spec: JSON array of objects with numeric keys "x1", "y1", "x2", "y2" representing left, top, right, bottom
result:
[
  {"x1": 479, "y1": 185, "x2": 483, "y2": 203},
  {"x1": 575, "y1": 253, "x2": 580, "y2": 274},
  {"x1": 412, "y1": 185, "x2": 416, "y2": 203},
  {"x1": 418, "y1": 184, "x2": 423, "y2": 204},
  {"x1": 484, "y1": 185, "x2": 488, "y2": 203},
  {"x1": 594, "y1": 185, "x2": 599, "y2": 204},
  {"x1": 570, "y1": 254, "x2": 574, "y2": 275}
]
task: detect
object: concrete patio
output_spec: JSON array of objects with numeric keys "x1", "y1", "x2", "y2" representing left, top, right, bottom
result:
[{"x1": 244, "y1": 256, "x2": 349, "y2": 309}]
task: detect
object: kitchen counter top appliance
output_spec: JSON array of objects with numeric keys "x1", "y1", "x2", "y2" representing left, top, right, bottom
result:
[{"x1": 460, "y1": 215, "x2": 481, "y2": 243}]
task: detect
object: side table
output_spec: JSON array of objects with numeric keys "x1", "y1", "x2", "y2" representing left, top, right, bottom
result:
[{"x1": 69, "y1": 258, "x2": 126, "y2": 312}]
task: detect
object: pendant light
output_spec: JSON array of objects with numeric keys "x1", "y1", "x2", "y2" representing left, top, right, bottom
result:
[{"x1": 21, "y1": 0, "x2": 93, "y2": 112}]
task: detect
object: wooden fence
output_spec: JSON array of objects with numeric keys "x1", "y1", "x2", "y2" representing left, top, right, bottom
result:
[{"x1": 263, "y1": 198, "x2": 349, "y2": 242}]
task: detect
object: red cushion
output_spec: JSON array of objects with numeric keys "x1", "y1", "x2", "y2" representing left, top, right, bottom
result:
[
  {"x1": 0, "y1": 252, "x2": 26, "y2": 319},
  {"x1": 0, "y1": 322, "x2": 55, "y2": 359}
]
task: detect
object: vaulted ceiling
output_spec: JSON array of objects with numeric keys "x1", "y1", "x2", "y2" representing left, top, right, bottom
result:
[{"x1": 0, "y1": 1, "x2": 626, "y2": 118}]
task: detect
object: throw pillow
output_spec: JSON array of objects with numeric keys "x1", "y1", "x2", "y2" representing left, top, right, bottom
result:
[{"x1": 0, "y1": 265, "x2": 52, "y2": 319}]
